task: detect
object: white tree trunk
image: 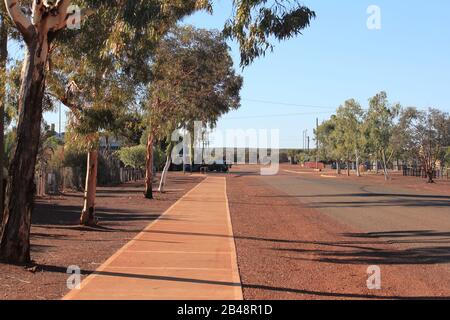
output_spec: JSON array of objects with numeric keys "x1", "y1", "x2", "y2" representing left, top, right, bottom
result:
[
  {"x1": 382, "y1": 150, "x2": 389, "y2": 181},
  {"x1": 158, "y1": 155, "x2": 171, "y2": 193},
  {"x1": 80, "y1": 149, "x2": 98, "y2": 226},
  {"x1": 356, "y1": 149, "x2": 361, "y2": 177},
  {"x1": 1, "y1": 0, "x2": 89, "y2": 263}
]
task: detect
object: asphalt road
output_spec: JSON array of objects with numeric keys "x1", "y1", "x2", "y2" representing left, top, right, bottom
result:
[
  {"x1": 267, "y1": 171, "x2": 450, "y2": 244},
  {"x1": 227, "y1": 167, "x2": 450, "y2": 299}
]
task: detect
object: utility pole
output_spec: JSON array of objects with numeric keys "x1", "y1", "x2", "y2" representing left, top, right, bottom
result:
[
  {"x1": 304, "y1": 130, "x2": 308, "y2": 152},
  {"x1": 316, "y1": 118, "x2": 319, "y2": 169},
  {"x1": 302, "y1": 130, "x2": 305, "y2": 150}
]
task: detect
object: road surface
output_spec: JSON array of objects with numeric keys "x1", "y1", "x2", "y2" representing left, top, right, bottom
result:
[{"x1": 227, "y1": 166, "x2": 450, "y2": 299}]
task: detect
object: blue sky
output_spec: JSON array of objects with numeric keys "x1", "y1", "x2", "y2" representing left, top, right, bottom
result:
[{"x1": 40, "y1": 0, "x2": 450, "y2": 148}]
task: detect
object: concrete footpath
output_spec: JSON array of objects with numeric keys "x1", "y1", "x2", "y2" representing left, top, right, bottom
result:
[{"x1": 64, "y1": 177, "x2": 243, "y2": 300}]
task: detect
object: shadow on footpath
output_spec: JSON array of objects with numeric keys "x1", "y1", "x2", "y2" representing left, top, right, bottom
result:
[{"x1": 38, "y1": 264, "x2": 450, "y2": 300}]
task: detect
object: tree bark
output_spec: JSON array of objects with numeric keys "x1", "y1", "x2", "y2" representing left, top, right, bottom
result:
[
  {"x1": 80, "y1": 149, "x2": 98, "y2": 226},
  {"x1": 347, "y1": 160, "x2": 350, "y2": 177},
  {"x1": 145, "y1": 132, "x2": 154, "y2": 199},
  {"x1": 336, "y1": 162, "x2": 341, "y2": 175},
  {"x1": 426, "y1": 170, "x2": 434, "y2": 184},
  {"x1": 375, "y1": 157, "x2": 379, "y2": 174},
  {"x1": 0, "y1": 15, "x2": 7, "y2": 224},
  {"x1": 355, "y1": 149, "x2": 361, "y2": 177},
  {"x1": 158, "y1": 144, "x2": 173, "y2": 193},
  {"x1": 189, "y1": 129, "x2": 195, "y2": 173},
  {"x1": 381, "y1": 149, "x2": 389, "y2": 181},
  {"x1": 0, "y1": 37, "x2": 48, "y2": 263},
  {"x1": 424, "y1": 157, "x2": 435, "y2": 184}
]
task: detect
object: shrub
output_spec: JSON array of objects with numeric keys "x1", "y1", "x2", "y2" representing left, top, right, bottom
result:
[{"x1": 117, "y1": 145, "x2": 147, "y2": 169}]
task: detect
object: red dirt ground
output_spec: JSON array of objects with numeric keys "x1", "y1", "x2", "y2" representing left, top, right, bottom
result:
[
  {"x1": 0, "y1": 173, "x2": 204, "y2": 300},
  {"x1": 226, "y1": 165, "x2": 450, "y2": 300}
]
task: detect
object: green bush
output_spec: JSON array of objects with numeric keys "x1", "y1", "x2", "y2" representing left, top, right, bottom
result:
[{"x1": 117, "y1": 145, "x2": 147, "y2": 169}]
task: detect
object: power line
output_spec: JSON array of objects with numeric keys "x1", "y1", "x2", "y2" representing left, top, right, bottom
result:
[
  {"x1": 222, "y1": 111, "x2": 332, "y2": 120},
  {"x1": 242, "y1": 98, "x2": 449, "y2": 112},
  {"x1": 241, "y1": 98, "x2": 336, "y2": 110}
]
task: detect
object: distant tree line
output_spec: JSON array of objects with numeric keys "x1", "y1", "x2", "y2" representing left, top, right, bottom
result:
[{"x1": 313, "y1": 92, "x2": 450, "y2": 183}]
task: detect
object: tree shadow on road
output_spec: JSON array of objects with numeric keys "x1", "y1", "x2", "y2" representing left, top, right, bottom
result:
[
  {"x1": 255, "y1": 192, "x2": 450, "y2": 208},
  {"x1": 303, "y1": 199, "x2": 450, "y2": 208},
  {"x1": 275, "y1": 230, "x2": 450, "y2": 265},
  {"x1": 344, "y1": 230, "x2": 450, "y2": 239},
  {"x1": 260, "y1": 193, "x2": 450, "y2": 200}
]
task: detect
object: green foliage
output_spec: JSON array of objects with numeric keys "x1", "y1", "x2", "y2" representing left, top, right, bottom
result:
[
  {"x1": 364, "y1": 91, "x2": 400, "y2": 159},
  {"x1": 36, "y1": 125, "x2": 64, "y2": 172},
  {"x1": 3, "y1": 129, "x2": 16, "y2": 168},
  {"x1": 148, "y1": 25, "x2": 243, "y2": 142},
  {"x1": 117, "y1": 145, "x2": 147, "y2": 169},
  {"x1": 153, "y1": 145, "x2": 165, "y2": 171},
  {"x1": 3, "y1": 60, "x2": 21, "y2": 126},
  {"x1": 445, "y1": 147, "x2": 450, "y2": 167},
  {"x1": 224, "y1": 0, "x2": 316, "y2": 66},
  {"x1": 397, "y1": 107, "x2": 450, "y2": 171},
  {"x1": 334, "y1": 99, "x2": 365, "y2": 161},
  {"x1": 63, "y1": 147, "x2": 88, "y2": 171},
  {"x1": 297, "y1": 151, "x2": 313, "y2": 163},
  {"x1": 316, "y1": 92, "x2": 398, "y2": 167},
  {"x1": 315, "y1": 92, "x2": 449, "y2": 180},
  {"x1": 316, "y1": 116, "x2": 338, "y2": 162}
]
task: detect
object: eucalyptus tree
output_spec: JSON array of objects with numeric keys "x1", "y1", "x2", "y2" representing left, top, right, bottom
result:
[
  {"x1": 364, "y1": 92, "x2": 400, "y2": 180},
  {"x1": 144, "y1": 26, "x2": 243, "y2": 198},
  {"x1": 397, "y1": 107, "x2": 450, "y2": 183},
  {"x1": 47, "y1": 43, "x2": 140, "y2": 225},
  {"x1": 316, "y1": 116, "x2": 343, "y2": 174},
  {"x1": 0, "y1": 0, "x2": 92, "y2": 262},
  {"x1": 0, "y1": 2, "x2": 11, "y2": 222},
  {"x1": 316, "y1": 118, "x2": 334, "y2": 159},
  {"x1": 335, "y1": 99, "x2": 365, "y2": 176}
]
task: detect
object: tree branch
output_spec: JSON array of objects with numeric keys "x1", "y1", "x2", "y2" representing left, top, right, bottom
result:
[
  {"x1": 31, "y1": 0, "x2": 45, "y2": 26},
  {"x1": 4, "y1": 0, "x2": 35, "y2": 43}
]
